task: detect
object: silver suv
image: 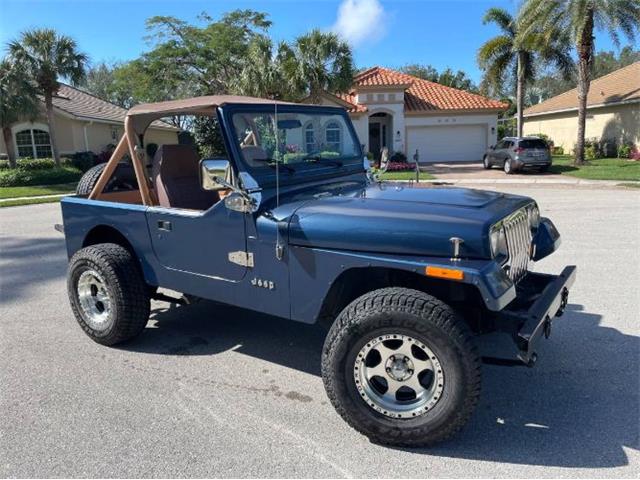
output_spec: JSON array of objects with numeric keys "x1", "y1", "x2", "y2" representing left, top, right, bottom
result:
[{"x1": 484, "y1": 136, "x2": 551, "y2": 174}]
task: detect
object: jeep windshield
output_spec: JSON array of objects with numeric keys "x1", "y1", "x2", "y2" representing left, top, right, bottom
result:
[{"x1": 228, "y1": 107, "x2": 362, "y2": 179}]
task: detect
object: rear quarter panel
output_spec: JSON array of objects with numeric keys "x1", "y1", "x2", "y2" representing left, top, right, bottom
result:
[{"x1": 60, "y1": 196, "x2": 161, "y2": 286}]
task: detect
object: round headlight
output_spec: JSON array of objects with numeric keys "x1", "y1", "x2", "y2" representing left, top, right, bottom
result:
[
  {"x1": 490, "y1": 226, "x2": 508, "y2": 258},
  {"x1": 527, "y1": 204, "x2": 540, "y2": 230}
]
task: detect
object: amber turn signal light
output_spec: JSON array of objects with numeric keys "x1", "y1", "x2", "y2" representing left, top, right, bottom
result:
[{"x1": 425, "y1": 266, "x2": 464, "y2": 281}]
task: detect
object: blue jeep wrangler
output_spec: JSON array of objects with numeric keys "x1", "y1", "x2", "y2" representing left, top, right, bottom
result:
[{"x1": 59, "y1": 96, "x2": 576, "y2": 447}]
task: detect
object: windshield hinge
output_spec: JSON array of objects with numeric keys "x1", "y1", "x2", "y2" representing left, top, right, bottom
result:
[{"x1": 228, "y1": 251, "x2": 254, "y2": 268}]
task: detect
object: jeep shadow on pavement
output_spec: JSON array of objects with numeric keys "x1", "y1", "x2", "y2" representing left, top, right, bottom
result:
[{"x1": 57, "y1": 95, "x2": 577, "y2": 447}]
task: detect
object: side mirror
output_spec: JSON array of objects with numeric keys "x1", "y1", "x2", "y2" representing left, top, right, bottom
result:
[
  {"x1": 490, "y1": 145, "x2": 495, "y2": 150},
  {"x1": 200, "y1": 158, "x2": 230, "y2": 191}
]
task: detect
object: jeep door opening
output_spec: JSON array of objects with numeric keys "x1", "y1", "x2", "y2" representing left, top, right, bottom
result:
[{"x1": 58, "y1": 95, "x2": 576, "y2": 447}]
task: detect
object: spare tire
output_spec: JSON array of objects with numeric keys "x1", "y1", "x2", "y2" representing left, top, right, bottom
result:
[{"x1": 76, "y1": 162, "x2": 138, "y2": 196}]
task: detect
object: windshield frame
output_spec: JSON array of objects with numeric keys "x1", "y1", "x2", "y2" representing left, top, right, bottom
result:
[{"x1": 220, "y1": 103, "x2": 365, "y2": 187}]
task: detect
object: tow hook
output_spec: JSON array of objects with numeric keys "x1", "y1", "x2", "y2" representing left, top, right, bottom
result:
[{"x1": 556, "y1": 287, "x2": 569, "y2": 317}]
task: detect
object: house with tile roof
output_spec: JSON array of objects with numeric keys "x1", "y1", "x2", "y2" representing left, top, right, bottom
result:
[
  {"x1": 304, "y1": 66, "x2": 507, "y2": 163},
  {"x1": 0, "y1": 83, "x2": 179, "y2": 160},
  {"x1": 523, "y1": 62, "x2": 640, "y2": 152}
]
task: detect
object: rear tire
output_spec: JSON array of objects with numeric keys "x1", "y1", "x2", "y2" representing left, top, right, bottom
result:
[
  {"x1": 322, "y1": 287, "x2": 481, "y2": 447},
  {"x1": 539, "y1": 165, "x2": 550, "y2": 173},
  {"x1": 504, "y1": 159, "x2": 514, "y2": 174},
  {"x1": 68, "y1": 243, "x2": 150, "y2": 345}
]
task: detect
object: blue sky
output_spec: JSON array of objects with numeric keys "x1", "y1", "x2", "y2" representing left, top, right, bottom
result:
[{"x1": 0, "y1": 0, "x2": 628, "y2": 84}]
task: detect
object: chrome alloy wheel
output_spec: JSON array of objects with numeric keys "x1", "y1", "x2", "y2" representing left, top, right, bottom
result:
[
  {"x1": 354, "y1": 334, "x2": 444, "y2": 418},
  {"x1": 76, "y1": 269, "x2": 112, "y2": 331}
]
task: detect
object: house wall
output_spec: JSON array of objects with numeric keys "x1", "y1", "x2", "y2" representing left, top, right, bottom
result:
[
  {"x1": 523, "y1": 102, "x2": 640, "y2": 151},
  {"x1": 350, "y1": 116, "x2": 368, "y2": 152},
  {"x1": 0, "y1": 111, "x2": 178, "y2": 159}
]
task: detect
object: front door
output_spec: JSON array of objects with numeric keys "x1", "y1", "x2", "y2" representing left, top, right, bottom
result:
[
  {"x1": 369, "y1": 123, "x2": 381, "y2": 161},
  {"x1": 146, "y1": 202, "x2": 248, "y2": 281}
]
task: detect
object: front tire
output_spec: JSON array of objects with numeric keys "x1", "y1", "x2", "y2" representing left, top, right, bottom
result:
[
  {"x1": 68, "y1": 243, "x2": 150, "y2": 345},
  {"x1": 322, "y1": 288, "x2": 481, "y2": 447},
  {"x1": 483, "y1": 155, "x2": 491, "y2": 169}
]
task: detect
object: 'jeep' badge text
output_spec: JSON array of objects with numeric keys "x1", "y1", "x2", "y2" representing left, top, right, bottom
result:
[{"x1": 251, "y1": 278, "x2": 275, "y2": 290}]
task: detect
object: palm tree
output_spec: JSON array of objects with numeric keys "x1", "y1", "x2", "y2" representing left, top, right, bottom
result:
[
  {"x1": 278, "y1": 29, "x2": 354, "y2": 102},
  {"x1": 234, "y1": 36, "x2": 286, "y2": 99},
  {"x1": 519, "y1": 0, "x2": 639, "y2": 165},
  {"x1": 0, "y1": 59, "x2": 40, "y2": 167},
  {"x1": 8, "y1": 28, "x2": 87, "y2": 165},
  {"x1": 478, "y1": 7, "x2": 573, "y2": 138}
]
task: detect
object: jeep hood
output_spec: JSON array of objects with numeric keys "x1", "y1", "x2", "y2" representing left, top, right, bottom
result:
[{"x1": 286, "y1": 183, "x2": 532, "y2": 258}]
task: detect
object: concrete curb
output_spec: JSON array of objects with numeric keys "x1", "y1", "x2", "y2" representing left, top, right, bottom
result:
[{"x1": 391, "y1": 178, "x2": 637, "y2": 186}]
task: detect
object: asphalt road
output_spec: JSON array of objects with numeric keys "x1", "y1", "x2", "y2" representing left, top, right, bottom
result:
[{"x1": 1, "y1": 186, "x2": 639, "y2": 478}]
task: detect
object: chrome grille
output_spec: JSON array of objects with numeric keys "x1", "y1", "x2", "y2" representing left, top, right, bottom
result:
[{"x1": 502, "y1": 209, "x2": 532, "y2": 283}]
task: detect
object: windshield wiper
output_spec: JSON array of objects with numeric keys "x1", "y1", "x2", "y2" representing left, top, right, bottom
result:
[
  {"x1": 252, "y1": 158, "x2": 296, "y2": 174},
  {"x1": 302, "y1": 154, "x2": 343, "y2": 168}
]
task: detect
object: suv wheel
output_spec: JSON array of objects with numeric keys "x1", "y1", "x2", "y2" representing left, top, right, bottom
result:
[
  {"x1": 503, "y1": 158, "x2": 514, "y2": 174},
  {"x1": 68, "y1": 243, "x2": 150, "y2": 345},
  {"x1": 322, "y1": 287, "x2": 481, "y2": 447},
  {"x1": 483, "y1": 155, "x2": 491, "y2": 169}
]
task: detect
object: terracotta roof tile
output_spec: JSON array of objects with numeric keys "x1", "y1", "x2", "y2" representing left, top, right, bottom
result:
[
  {"x1": 353, "y1": 66, "x2": 507, "y2": 112},
  {"x1": 334, "y1": 92, "x2": 368, "y2": 113},
  {"x1": 52, "y1": 84, "x2": 177, "y2": 130},
  {"x1": 524, "y1": 62, "x2": 640, "y2": 116}
]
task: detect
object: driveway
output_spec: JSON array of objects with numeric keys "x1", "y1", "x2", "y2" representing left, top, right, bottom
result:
[
  {"x1": 422, "y1": 161, "x2": 566, "y2": 181},
  {"x1": 1, "y1": 186, "x2": 639, "y2": 478}
]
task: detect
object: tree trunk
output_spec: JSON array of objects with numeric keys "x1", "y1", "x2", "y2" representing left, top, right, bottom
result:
[
  {"x1": 575, "y1": 9, "x2": 594, "y2": 166},
  {"x1": 44, "y1": 93, "x2": 61, "y2": 165},
  {"x1": 2, "y1": 126, "x2": 17, "y2": 168},
  {"x1": 516, "y1": 51, "x2": 526, "y2": 138}
]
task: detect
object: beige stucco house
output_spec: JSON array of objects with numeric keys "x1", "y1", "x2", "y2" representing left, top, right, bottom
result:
[
  {"x1": 305, "y1": 66, "x2": 507, "y2": 163},
  {"x1": 0, "y1": 84, "x2": 179, "y2": 160},
  {"x1": 523, "y1": 62, "x2": 639, "y2": 152}
]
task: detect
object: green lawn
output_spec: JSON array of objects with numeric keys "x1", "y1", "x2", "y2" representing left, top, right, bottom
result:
[
  {"x1": 0, "y1": 182, "x2": 77, "y2": 199},
  {"x1": 376, "y1": 170, "x2": 434, "y2": 181},
  {"x1": 0, "y1": 196, "x2": 65, "y2": 208},
  {"x1": 551, "y1": 156, "x2": 640, "y2": 181}
]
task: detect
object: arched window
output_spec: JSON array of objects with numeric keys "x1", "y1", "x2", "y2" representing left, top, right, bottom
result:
[
  {"x1": 15, "y1": 128, "x2": 52, "y2": 158},
  {"x1": 325, "y1": 122, "x2": 341, "y2": 152},
  {"x1": 304, "y1": 123, "x2": 315, "y2": 152}
]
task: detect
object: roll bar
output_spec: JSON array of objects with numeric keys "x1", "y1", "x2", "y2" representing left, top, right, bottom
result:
[{"x1": 88, "y1": 95, "x2": 294, "y2": 205}]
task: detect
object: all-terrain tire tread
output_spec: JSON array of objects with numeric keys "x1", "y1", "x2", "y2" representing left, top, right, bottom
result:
[
  {"x1": 322, "y1": 287, "x2": 481, "y2": 447},
  {"x1": 68, "y1": 243, "x2": 150, "y2": 345},
  {"x1": 76, "y1": 163, "x2": 107, "y2": 196}
]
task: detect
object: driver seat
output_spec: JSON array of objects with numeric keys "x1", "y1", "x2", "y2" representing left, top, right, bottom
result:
[{"x1": 152, "y1": 145, "x2": 219, "y2": 210}]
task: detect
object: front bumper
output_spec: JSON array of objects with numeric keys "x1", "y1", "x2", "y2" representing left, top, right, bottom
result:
[{"x1": 494, "y1": 265, "x2": 577, "y2": 365}]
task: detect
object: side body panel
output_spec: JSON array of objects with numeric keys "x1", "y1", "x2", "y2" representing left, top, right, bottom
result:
[{"x1": 61, "y1": 196, "x2": 162, "y2": 286}]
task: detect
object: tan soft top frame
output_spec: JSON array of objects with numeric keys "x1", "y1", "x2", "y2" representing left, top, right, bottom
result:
[{"x1": 89, "y1": 95, "x2": 295, "y2": 206}]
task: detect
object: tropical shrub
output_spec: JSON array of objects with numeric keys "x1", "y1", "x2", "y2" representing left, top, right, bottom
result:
[
  {"x1": 0, "y1": 165, "x2": 82, "y2": 187},
  {"x1": 389, "y1": 152, "x2": 408, "y2": 163},
  {"x1": 552, "y1": 146, "x2": 564, "y2": 155}
]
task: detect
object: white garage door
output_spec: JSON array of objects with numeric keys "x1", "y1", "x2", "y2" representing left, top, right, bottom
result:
[{"x1": 407, "y1": 124, "x2": 487, "y2": 162}]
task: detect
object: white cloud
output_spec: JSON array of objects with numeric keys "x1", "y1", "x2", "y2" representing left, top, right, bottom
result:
[{"x1": 332, "y1": 0, "x2": 387, "y2": 47}]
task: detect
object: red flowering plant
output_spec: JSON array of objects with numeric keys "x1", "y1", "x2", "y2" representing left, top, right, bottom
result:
[{"x1": 385, "y1": 161, "x2": 415, "y2": 171}]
